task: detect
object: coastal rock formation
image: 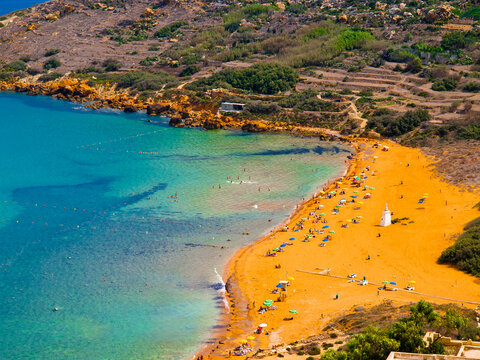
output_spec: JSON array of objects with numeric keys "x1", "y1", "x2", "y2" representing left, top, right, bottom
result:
[{"x1": 0, "y1": 76, "x2": 347, "y2": 141}]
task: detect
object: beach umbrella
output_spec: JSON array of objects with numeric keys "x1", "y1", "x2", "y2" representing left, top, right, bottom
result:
[
  {"x1": 342, "y1": 188, "x2": 348, "y2": 190},
  {"x1": 358, "y1": 201, "x2": 364, "y2": 204},
  {"x1": 369, "y1": 187, "x2": 375, "y2": 190},
  {"x1": 273, "y1": 248, "x2": 280, "y2": 251},
  {"x1": 322, "y1": 225, "x2": 329, "y2": 229},
  {"x1": 306, "y1": 234, "x2": 314, "y2": 237},
  {"x1": 301, "y1": 218, "x2": 308, "y2": 221},
  {"x1": 346, "y1": 219, "x2": 352, "y2": 222},
  {"x1": 356, "y1": 216, "x2": 363, "y2": 219},
  {"x1": 316, "y1": 196, "x2": 324, "y2": 199},
  {"x1": 353, "y1": 191, "x2": 359, "y2": 193},
  {"x1": 287, "y1": 276, "x2": 295, "y2": 281},
  {"x1": 279, "y1": 280, "x2": 289, "y2": 284},
  {"x1": 289, "y1": 310, "x2": 298, "y2": 314},
  {"x1": 240, "y1": 340, "x2": 248, "y2": 344},
  {"x1": 329, "y1": 191, "x2": 336, "y2": 195},
  {"x1": 409, "y1": 280, "x2": 416, "y2": 284},
  {"x1": 390, "y1": 282, "x2": 397, "y2": 285},
  {"x1": 329, "y1": 230, "x2": 335, "y2": 233},
  {"x1": 289, "y1": 237, "x2": 295, "y2": 240},
  {"x1": 280, "y1": 244, "x2": 287, "y2": 247},
  {"x1": 247, "y1": 336, "x2": 255, "y2": 340},
  {"x1": 319, "y1": 191, "x2": 325, "y2": 194},
  {"x1": 259, "y1": 323, "x2": 267, "y2": 328},
  {"x1": 423, "y1": 193, "x2": 429, "y2": 196},
  {"x1": 318, "y1": 204, "x2": 324, "y2": 207},
  {"x1": 276, "y1": 284, "x2": 284, "y2": 288},
  {"x1": 319, "y1": 213, "x2": 326, "y2": 216},
  {"x1": 336, "y1": 204, "x2": 343, "y2": 207},
  {"x1": 352, "y1": 196, "x2": 358, "y2": 198},
  {"x1": 382, "y1": 281, "x2": 389, "y2": 284},
  {"x1": 322, "y1": 238, "x2": 329, "y2": 242}
]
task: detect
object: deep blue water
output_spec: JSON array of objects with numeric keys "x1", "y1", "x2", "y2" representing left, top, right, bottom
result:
[
  {"x1": 0, "y1": 92, "x2": 349, "y2": 359},
  {"x1": 0, "y1": 0, "x2": 43, "y2": 15}
]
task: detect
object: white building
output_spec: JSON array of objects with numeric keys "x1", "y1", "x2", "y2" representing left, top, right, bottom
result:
[{"x1": 380, "y1": 204, "x2": 391, "y2": 227}]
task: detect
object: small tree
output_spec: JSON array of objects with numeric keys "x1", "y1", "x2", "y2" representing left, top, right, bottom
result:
[
  {"x1": 346, "y1": 326, "x2": 400, "y2": 360},
  {"x1": 405, "y1": 57, "x2": 422, "y2": 73},
  {"x1": 44, "y1": 57, "x2": 61, "y2": 70}
]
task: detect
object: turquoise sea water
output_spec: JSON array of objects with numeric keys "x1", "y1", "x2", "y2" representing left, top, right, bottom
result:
[
  {"x1": 0, "y1": 92, "x2": 350, "y2": 359},
  {"x1": 0, "y1": 0, "x2": 43, "y2": 15}
]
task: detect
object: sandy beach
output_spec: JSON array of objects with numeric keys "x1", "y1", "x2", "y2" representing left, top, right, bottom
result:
[{"x1": 199, "y1": 139, "x2": 480, "y2": 359}]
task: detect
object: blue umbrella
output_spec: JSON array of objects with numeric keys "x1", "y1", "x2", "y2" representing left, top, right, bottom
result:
[
  {"x1": 289, "y1": 237, "x2": 295, "y2": 240},
  {"x1": 364, "y1": 176, "x2": 368, "y2": 179},
  {"x1": 276, "y1": 284, "x2": 283, "y2": 288},
  {"x1": 322, "y1": 225, "x2": 329, "y2": 229},
  {"x1": 280, "y1": 244, "x2": 287, "y2": 247},
  {"x1": 294, "y1": 230, "x2": 299, "y2": 232},
  {"x1": 390, "y1": 282, "x2": 397, "y2": 285},
  {"x1": 323, "y1": 238, "x2": 329, "y2": 242},
  {"x1": 352, "y1": 196, "x2": 358, "y2": 198}
]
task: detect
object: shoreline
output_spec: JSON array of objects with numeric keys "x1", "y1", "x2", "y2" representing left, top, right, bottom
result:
[
  {"x1": 195, "y1": 139, "x2": 480, "y2": 359},
  {"x1": 190, "y1": 143, "x2": 358, "y2": 360},
  {"x1": 0, "y1": 78, "x2": 349, "y2": 141}
]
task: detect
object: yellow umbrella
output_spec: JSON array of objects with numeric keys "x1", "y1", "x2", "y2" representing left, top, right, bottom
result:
[
  {"x1": 319, "y1": 190, "x2": 325, "y2": 194},
  {"x1": 346, "y1": 219, "x2": 352, "y2": 223},
  {"x1": 287, "y1": 276, "x2": 295, "y2": 281},
  {"x1": 240, "y1": 339, "x2": 248, "y2": 344},
  {"x1": 409, "y1": 280, "x2": 416, "y2": 284},
  {"x1": 247, "y1": 336, "x2": 255, "y2": 340},
  {"x1": 358, "y1": 201, "x2": 364, "y2": 204}
]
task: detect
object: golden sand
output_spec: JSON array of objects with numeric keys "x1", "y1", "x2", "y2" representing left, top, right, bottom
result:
[{"x1": 202, "y1": 140, "x2": 480, "y2": 359}]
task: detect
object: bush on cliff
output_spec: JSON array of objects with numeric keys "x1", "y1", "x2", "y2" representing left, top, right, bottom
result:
[
  {"x1": 4, "y1": 60, "x2": 27, "y2": 72},
  {"x1": 186, "y1": 64, "x2": 298, "y2": 94},
  {"x1": 43, "y1": 58, "x2": 61, "y2": 70},
  {"x1": 154, "y1": 21, "x2": 188, "y2": 38}
]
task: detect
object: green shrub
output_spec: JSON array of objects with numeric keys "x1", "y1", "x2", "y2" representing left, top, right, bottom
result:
[
  {"x1": 154, "y1": 21, "x2": 188, "y2": 38},
  {"x1": 367, "y1": 109, "x2": 430, "y2": 137},
  {"x1": 308, "y1": 346, "x2": 321, "y2": 355},
  {"x1": 382, "y1": 49, "x2": 415, "y2": 63},
  {"x1": 139, "y1": 56, "x2": 158, "y2": 66},
  {"x1": 441, "y1": 31, "x2": 467, "y2": 50},
  {"x1": 438, "y1": 226, "x2": 480, "y2": 276},
  {"x1": 179, "y1": 65, "x2": 200, "y2": 77},
  {"x1": 461, "y1": 6, "x2": 480, "y2": 20},
  {"x1": 43, "y1": 57, "x2": 61, "y2": 70},
  {"x1": 187, "y1": 64, "x2": 298, "y2": 94},
  {"x1": 4, "y1": 60, "x2": 27, "y2": 71},
  {"x1": 103, "y1": 58, "x2": 122, "y2": 72},
  {"x1": 463, "y1": 82, "x2": 480, "y2": 92},
  {"x1": 245, "y1": 101, "x2": 280, "y2": 114},
  {"x1": 404, "y1": 57, "x2": 422, "y2": 73},
  {"x1": 45, "y1": 48, "x2": 60, "y2": 57},
  {"x1": 336, "y1": 29, "x2": 374, "y2": 51},
  {"x1": 95, "y1": 71, "x2": 177, "y2": 91},
  {"x1": 38, "y1": 72, "x2": 62, "y2": 82},
  {"x1": 279, "y1": 90, "x2": 338, "y2": 111},
  {"x1": 224, "y1": 4, "x2": 275, "y2": 32},
  {"x1": 432, "y1": 78, "x2": 457, "y2": 91}
]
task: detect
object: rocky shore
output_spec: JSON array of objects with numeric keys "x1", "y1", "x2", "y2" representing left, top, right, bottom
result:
[{"x1": 0, "y1": 76, "x2": 348, "y2": 141}]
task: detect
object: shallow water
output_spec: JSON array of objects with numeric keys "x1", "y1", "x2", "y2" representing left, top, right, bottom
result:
[{"x1": 0, "y1": 93, "x2": 350, "y2": 359}]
